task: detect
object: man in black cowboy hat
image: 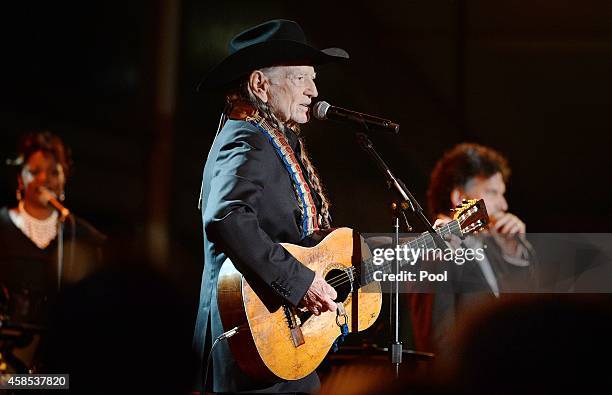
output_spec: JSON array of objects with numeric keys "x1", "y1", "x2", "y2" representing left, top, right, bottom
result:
[{"x1": 193, "y1": 19, "x2": 348, "y2": 393}]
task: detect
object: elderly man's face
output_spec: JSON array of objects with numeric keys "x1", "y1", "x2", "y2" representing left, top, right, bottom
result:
[{"x1": 265, "y1": 65, "x2": 318, "y2": 124}]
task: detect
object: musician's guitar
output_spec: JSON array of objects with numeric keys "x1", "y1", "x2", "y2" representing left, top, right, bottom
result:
[{"x1": 217, "y1": 199, "x2": 488, "y2": 382}]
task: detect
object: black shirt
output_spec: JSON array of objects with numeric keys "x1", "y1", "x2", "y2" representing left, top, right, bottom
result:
[{"x1": 0, "y1": 207, "x2": 105, "y2": 325}]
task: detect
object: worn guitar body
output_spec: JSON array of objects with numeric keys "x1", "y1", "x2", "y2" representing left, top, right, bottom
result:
[
  {"x1": 216, "y1": 199, "x2": 489, "y2": 382},
  {"x1": 217, "y1": 227, "x2": 382, "y2": 382}
]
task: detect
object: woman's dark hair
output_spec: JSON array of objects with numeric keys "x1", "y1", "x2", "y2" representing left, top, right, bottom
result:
[
  {"x1": 427, "y1": 143, "x2": 511, "y2": 218},
  {"x1": 17, "y1": 131, "x2": 72, "y2": 178}
]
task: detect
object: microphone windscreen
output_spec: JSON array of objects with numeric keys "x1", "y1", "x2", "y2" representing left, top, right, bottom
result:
[{"x1": 313, "y1": 101, "x2": 331, "y2": 120}]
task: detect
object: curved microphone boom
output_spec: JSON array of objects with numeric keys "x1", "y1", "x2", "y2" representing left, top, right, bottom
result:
[{"x1": 313, "y1": 101, "x2": 400, "y2": 134}]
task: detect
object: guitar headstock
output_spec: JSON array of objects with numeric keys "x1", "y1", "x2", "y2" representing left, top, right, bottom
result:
[{"x1": 452, "y1": 199, "x2": 489, "y2": 236}]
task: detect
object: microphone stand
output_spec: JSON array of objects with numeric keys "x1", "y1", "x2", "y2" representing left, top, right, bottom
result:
[
  {"x1": 57, "y1": 217, "x2": 65, "y2": 291},
  {"x1": 56, "y1": 211, "x2": 74, "y2": 291},
  {"x1": 355, "y1": 133, "x2": 446, "y2": 248},
  {"x1": 355, "y1": 131, "x2": 444, "y2": 378}
]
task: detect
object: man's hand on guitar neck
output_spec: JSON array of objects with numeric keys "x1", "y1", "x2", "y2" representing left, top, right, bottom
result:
[
  {"x1": 300, "y1": 272, "x2": 337, "y2": 316},
  {"x1": 434, "y1": 217, "x2": 463, "y2": 249}
]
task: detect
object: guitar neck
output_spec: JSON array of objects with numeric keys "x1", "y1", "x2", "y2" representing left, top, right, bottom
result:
[{"x1": 359, "y1": 220, "x2": 463, "y2": 286}]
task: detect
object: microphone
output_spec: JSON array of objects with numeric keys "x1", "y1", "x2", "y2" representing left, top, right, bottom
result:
[
  {"x1": 313, "y1": 101, "x2": 400, "y2": 134},
  {"x1": 39, "y1": 187, "x2": 70, "y2": 219}
]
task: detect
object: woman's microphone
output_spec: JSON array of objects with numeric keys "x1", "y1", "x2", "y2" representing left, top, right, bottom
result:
[{"x1": 39, "y1": 187, "x2": 70, "y2": 219}]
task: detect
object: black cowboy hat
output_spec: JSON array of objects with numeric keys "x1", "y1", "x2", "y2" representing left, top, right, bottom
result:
[{"x1": 197, "y1": 19, "x2": 349, "y2": 91}]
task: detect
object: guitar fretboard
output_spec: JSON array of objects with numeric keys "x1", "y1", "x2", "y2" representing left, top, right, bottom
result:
[{"x1": 359, "y1": 220, "x2": 463, "y2": 286}]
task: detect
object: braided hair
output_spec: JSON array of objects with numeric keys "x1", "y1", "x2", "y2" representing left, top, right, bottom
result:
[{"x1": 224, "y1": 72, "x2": 332, "y2": 229}]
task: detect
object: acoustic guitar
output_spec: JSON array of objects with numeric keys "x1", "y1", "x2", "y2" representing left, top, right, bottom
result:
[{"x1": 217, "y1": 199, "x2": 488, "y2": 381}]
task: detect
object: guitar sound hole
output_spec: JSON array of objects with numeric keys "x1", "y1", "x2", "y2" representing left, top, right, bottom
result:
[
  {"x1": 325, "y1": 268, "x2": 352, "y2": 303},
  {"x1": 296, "y1": 268, "x2": 354, "y2": 326}
]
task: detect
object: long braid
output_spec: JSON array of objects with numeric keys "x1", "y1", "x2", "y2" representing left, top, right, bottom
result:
[
  {"x1": 230, "y1": 74, "x2": 332, "y2": 229},
  {"x1": 297, "y1": 139, "x2": 332, "y2": 229}
]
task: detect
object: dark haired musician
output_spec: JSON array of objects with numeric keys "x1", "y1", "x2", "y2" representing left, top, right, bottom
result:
[
  {"x1": 0, "y1": 130, "x2": 105, "y2": 371},
  {"x1": 410, "y1": 142, "x2": 536, "y2": 352}
]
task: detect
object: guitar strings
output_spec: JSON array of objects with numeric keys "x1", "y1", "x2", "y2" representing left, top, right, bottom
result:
[
  {"x1": 323, "y1": 221, "x2": 463, "y2": 289},
  {"x1": 229, "y1": 220, "x2": 478, "y2": 329}
]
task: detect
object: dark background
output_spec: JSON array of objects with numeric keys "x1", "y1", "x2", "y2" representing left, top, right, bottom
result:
[{"x1": 2, "y1": 0, "x2": 611, "y2": 306}]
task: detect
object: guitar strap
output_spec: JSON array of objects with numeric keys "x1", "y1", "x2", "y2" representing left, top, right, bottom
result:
[{"x1": 245, "y1": 113, "x2": 321, "y2": 238}]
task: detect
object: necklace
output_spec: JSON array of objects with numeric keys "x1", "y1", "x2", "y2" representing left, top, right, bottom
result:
[{"x1": 10, "y1": 201, "x2": 58, "y2": 249}]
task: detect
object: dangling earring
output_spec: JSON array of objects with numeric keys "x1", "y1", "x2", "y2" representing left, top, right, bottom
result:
[
  {"x1": 16, "y1": 177, "x2": 25, "y2": 202},
  {"x1": 59, "y1": 191, "x2": 66, "y2": 202}
]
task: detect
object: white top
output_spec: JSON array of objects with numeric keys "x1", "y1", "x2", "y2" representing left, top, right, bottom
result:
[{"x1": 9, "y1": 201, "x2": 58, "y2": 249}]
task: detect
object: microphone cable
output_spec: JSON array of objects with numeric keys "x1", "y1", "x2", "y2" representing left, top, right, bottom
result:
[{"x1": 200, "y1": 326, "x2": 240, "y2": 395}]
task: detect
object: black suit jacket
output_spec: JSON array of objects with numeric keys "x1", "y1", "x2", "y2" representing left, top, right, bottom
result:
[{"x1": 192, "y1": 119, "x2": 320, "y2": 393}]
